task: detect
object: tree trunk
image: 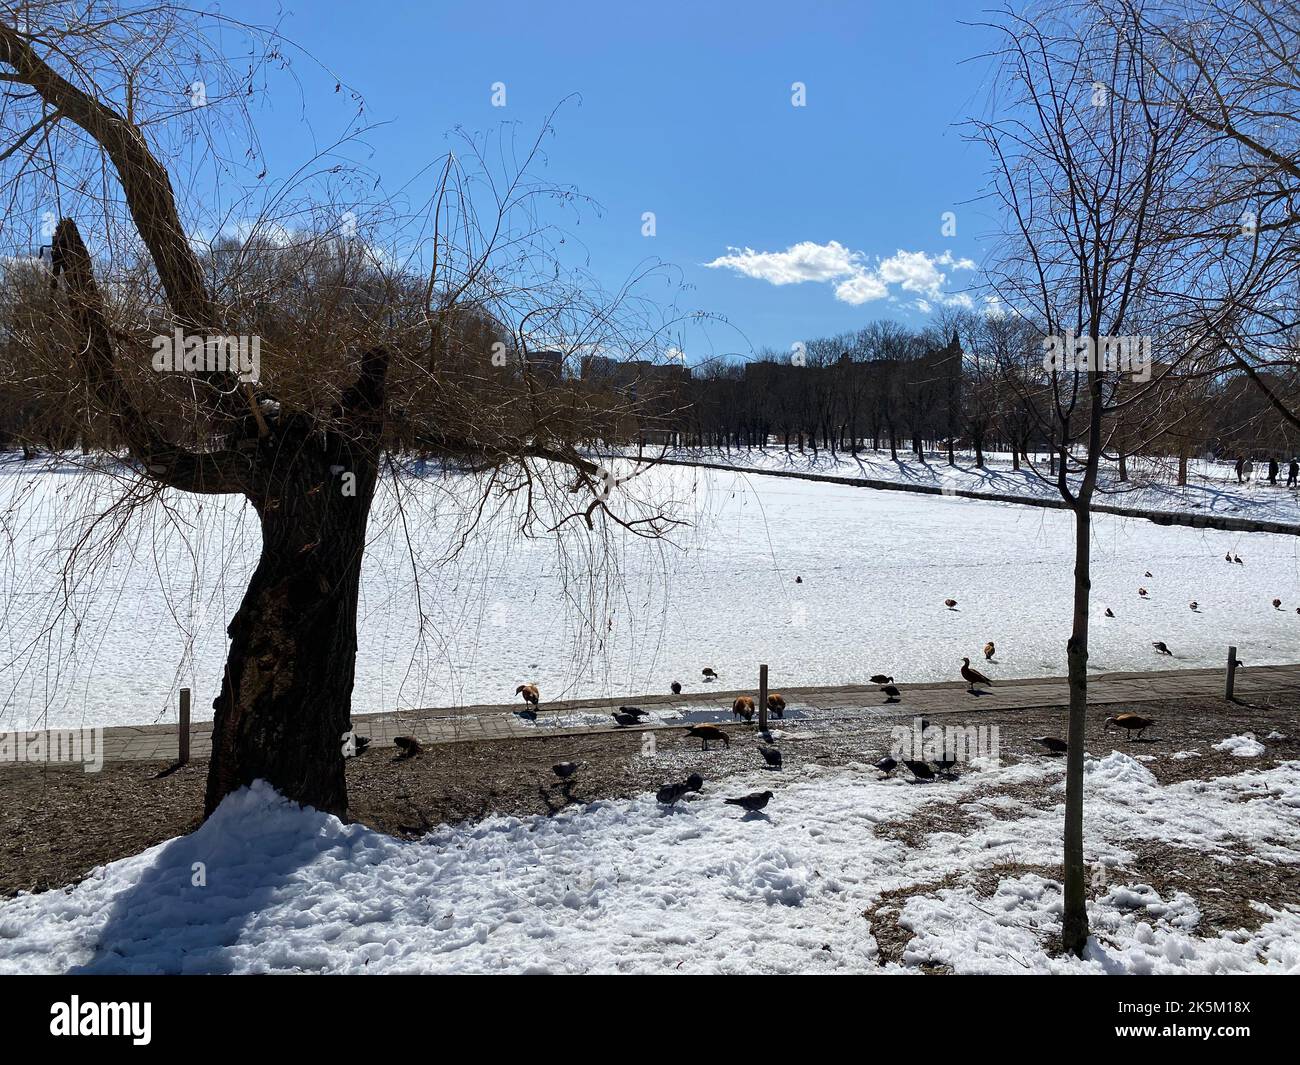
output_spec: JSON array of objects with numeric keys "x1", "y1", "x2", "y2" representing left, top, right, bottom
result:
[
  {"x1": 1177, "y1": 445, "x2": 1188, "y2": 487},
  {"x1": 205, "y1": 354, "x2": 388, "y2": 819},
  {"x1": 1062, "y1": 503, "x2": 1091, "y2": 955},
  {"x1": 1118, "y1": 451, "x2": 1128, "y2": 482}
]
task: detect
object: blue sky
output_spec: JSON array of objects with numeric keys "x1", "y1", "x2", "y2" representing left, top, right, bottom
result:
[{"x1": 216, "y1": 0, "x2": 1002, "y2": 359}]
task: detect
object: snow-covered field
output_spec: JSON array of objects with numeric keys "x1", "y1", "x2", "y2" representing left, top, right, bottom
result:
[
  {"x1": 645, "y1": 446, "x2": 1300, "y2": 525},
  {"x1": 1, "y1": 745, "x2": 1296, "y2": 974},
  {"x1": 2, "y1": 453, "x2": 1298, "y2": 730}
]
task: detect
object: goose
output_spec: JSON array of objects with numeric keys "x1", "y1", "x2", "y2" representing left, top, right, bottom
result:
[
  {"x1": 983, "y1": 641, "x2": 996, "y2": 661},
  {"x1": 1138, "y1": 587, "x2": 1148, "y2": 598},
  {"x1": 686, "y1": 724, "x2": 729, "y2": 750},
  {"x1": 1234, "y1": 554, "x2": 1243, "y2": 564},
  {"x1": 960, "y1": 657, "x2": 992, "y2": 692},
  {"x1": 767, "y1": 693, "x2": 787, "y2": 719},
  {"x1": 1105, "y1": 607, "x2": 1115, "y2": 618},
  {"x1": 1032, "y1": 735, "x2": 1067, "y2": 755},
  {"x1": 1152, "y1": 641, "x2": 1172, "y2": 655},
  {"x1": 881, "y1": 684, "x2": 901, "y2": 703},
  {"x1": 1225, "y1": 551, "x2": 1232, "y2": 563},
  {"x1": 869, "y1": 674, "x2": 894, "y2": 685},
  {"x1": 515, "y1": 683, "x2": 539, "y2": 707},
  {"x1": 1105, "y1": 713, "x2": 1155, "y2": 740}
]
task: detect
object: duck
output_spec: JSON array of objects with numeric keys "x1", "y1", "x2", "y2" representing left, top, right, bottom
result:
[
  {"x1": 1225, "y1": 551, "x2": 1232, "y2": 563},
  {"x1": 1138, "y1": 587, "x2": 1148, "y2": 598},
  {"x1": 1105, "y1": 712, "x2": 1155, "y2": 740},
  {"x1": 960, "y1": 657, "x2": 992, "y2": 692},
  {"x1": 515, "y1": 683, "x2": 539, "y2": 707},
  {"x1": 613, "y1": 711, "x2": 642, "y2": 727},
  {"x1": 1189, "y1": 601, "x2": 1198, "y2": 611},
  {"x1": 702, "y1": 667, "x2": 718, "y2": 680},
  {"x1": 1152, "y1": 641, "x2": 1172, "y2": 655},
  {"x1": 1273, "y1": 598, "x2": 1283, "y2": 609},
  {"x1": 1105, "y1": 607, "x2": 1115, "y2": 618},
  {"x1": 618, "y1": 705, "x2": 651, "y2": 720},
  {"x1": 1234, "y1": 554, "x2": 1243, "y2": 564},
  {"x1": 869, "y1": 674, "x2": 894, "y2": 685},
  {"x1": 881, "y1": 684, "x2": 901, "y2": 703},
  {"x1": 944, "y1": 598, "x2": 958, "y2": 609},
  {"x1": 983, "y1": 641, "x2": 996, "y2": 661},
  {"x1": 686, "y1": 724, "x2": 729, "y2": 750},
  {"x1": 670, "y1": 681, "x2": 682, "y2": 695},
  {"x1": 1144, "y1": 571, "x2": 1153, "y2": 578},
  {"x1": 732, "y1": 696, "x2": 756, "y2": 722},
  {"x1": 767, "y1": 693, "x2": 787, "y2": 719},
  {"x1": 393, "y1": 735, "x2": 423, "y2": 758},
  {"x1": 795, "y1": 575, "x2": 803, "y2": 584}
]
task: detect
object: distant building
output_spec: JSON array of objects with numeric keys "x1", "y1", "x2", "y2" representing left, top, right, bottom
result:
[{"x1": 524, "y1": 349, "x2": 564, "y2": 383}]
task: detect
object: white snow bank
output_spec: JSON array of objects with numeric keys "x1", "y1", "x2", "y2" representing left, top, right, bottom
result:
[
  {"x1": 1, "y1": 752, "x2": 1298, "y2": 975},
  {"x1": 1214, "y1": 733, "x2": 1266, "y2": 757}
]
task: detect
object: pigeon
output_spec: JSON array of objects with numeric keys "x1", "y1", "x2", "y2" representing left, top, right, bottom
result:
[
  {"x1": 686, "y1": 773, "x2": 704, "y2": 792},
  {"x1": 394, "y1": 735, "x2": 423, "y2": 758},
  {"x1": 1152, "y1": 641, "x2": 1172, "y2": 655},
  {"x1": 874, "y1": 756, "x2": 898, "y2": 776},
  {"x1": 657, "y1": 781, "x2": 691, "y2": 805},
  {"x1": 725, "y1": 790, "x2": 774, "y2": 812},
  {"x1": 1105, "y1": 713, "x2": 1155, "y2": 740},
  {"x1": 944, "y1": 598, "x2": 958, "y2": 609},
  {"x1": 903, "y1": 759, "x2": 934, "y2": 781},
  {"x1": 618, "y1": 705, "x2": 651, "y2": 720},
  {"x1": 686, "y1": 724, "x2": 729, "y2": 750},
  {"x1": 960, "y1": 658, "x2": 992, "y2": 692},
  {"x1": 1105, "y1": 607, "x2": 1115, "y2": 618},
  {"x1": 933, "y1": 751, "x2": 958, "y2": 777},
  {"x1": 671, "y1": 681, "x2": 682, "y2": 695},
  {"x1": 881, "y1": 684, "x2": 901, "y2": 702},
  {"x1": 759, "y1": 746, "x2": 783, "y2": 770},
  {"x1": 869, "y1": 674, "x2": 894, "y2": 685},
  {"x1": 613, "y1": 711, "x2": 641, "y2": 727},
  {"x1": 552, "y1": 761, "x2": 579, "y2": 781},
  {"x1": 353, "y1": 735, "x2": 371, "y2": 754},
  {"x1": 983, "y1": 641, "x2": 995, "y2": 661},
  {"x1": 1033, "y1": 735, "x2": 1067, "y2": 755}
]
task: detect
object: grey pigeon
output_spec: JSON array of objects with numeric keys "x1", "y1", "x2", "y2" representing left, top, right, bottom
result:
[
  {"x1": 759, "y1": 746, "x2": 783, "y2": 770},
  {"x1": 394, "y1": 735, "x2": 423, "y2": 758},
  {"x1": 619, "y1": 705, "x2": 650, "y2": 719},
  {"x1": 552, "y1": 761, "x2": 579, "y2": 780},
  {"x1": 725, "y1": 790, "x2": 773, "y2": 812},
  {"x1": 1033, "y1": 735, "x2": 1068, "y2": 755},
  {"x1": 903, "y1": 759, "x2": 933, "y2": 781},
  {"x1": 874, "y1": 756, "x2": 898, "y2": 776}
]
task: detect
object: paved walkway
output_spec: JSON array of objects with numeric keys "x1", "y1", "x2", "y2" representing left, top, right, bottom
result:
[{"x1": 10, "y1": 663, "x2": 1297, "y2": 764}]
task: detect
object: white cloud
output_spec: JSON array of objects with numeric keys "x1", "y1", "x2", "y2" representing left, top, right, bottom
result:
[{"x1": 704, "y1": 240, "x2": 978, "y2": 309}]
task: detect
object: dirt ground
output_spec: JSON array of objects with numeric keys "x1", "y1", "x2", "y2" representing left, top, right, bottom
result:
[{"x1": 3, "y1": 692, "x2": 1298, "y2": 940}]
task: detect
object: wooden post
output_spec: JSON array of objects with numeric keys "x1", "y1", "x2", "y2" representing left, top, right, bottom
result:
[
  {"x1": 1225, "y1": 646, "x2": 1238, "y2": 701},
  {"x1": 179, "y1": 687, "x2": 191, "y2": 765},
  {"x1": 758, "y1": 663, "x2": 769, "y2": 731}
]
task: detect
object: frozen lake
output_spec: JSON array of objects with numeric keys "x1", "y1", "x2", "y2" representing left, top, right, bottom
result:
[{"x1": 1, "y1": 458, "x2": 1297, "y2": 730}]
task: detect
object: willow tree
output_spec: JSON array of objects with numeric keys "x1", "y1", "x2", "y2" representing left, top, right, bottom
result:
[{"x1": 0, "y1": 5, "x2": 679, "y2": 817}]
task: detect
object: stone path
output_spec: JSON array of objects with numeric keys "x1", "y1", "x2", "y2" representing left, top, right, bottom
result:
[{"x1": 9, "y1": 663, "x2": 1295, "y2": 765}]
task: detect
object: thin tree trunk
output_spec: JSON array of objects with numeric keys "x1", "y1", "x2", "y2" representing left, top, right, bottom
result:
[{"x1": 1062, "y1": 503, "x2": 1091, "y2": 954}]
